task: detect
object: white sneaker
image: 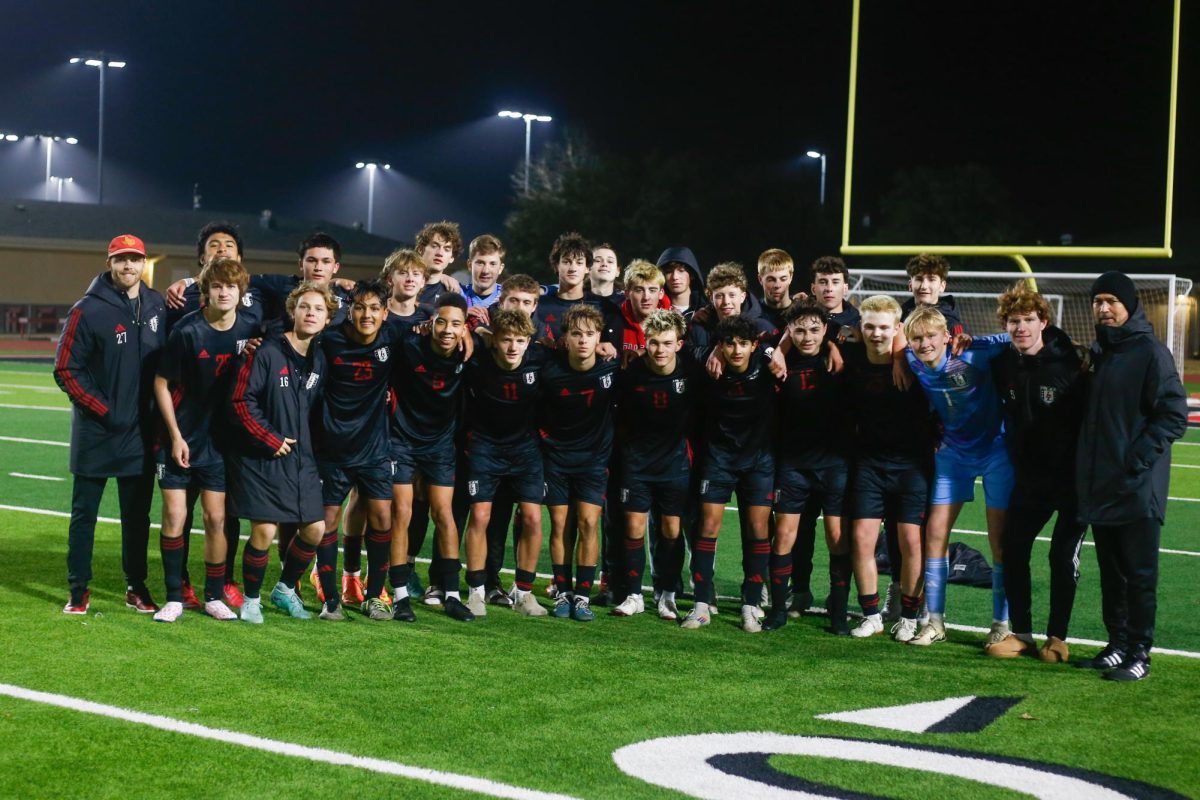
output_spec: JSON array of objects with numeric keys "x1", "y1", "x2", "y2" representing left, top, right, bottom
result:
[
  {"x1": 153, "y1": 601, "x2": 183, "y2": 623},
  {"x1": 880, "y1": 583, "x2": 901, "y2": 622},
  {"x1": 511, "y1": 589, "x2": 548, "y2": 617},
  {"x1": 612, "y1": 594, "x2": 645, "y2": 617},
  {"x1": 204, "y1": 599, "x2": 238, "y2": 621},
  {"x1": 986, "y1": 620, "x2": 1011, "y2": 647},
  {"x1": 680, "y1": 602, "x2": 711, "y2": 629},
  {"x1": 850, "y1": 613, "x2": 884, "y2": 638},
  {"x1": 422, "y1": 586, "x2": 444, "y2": 606},
  {"x1": 751, "y1": 604, "x2": 765, "y2": 621},
  {"x1": 909, "y1": 617, "x2": 947, "y2": 646},
  {"x1": 465, "y1": 590, "x2": 487, "y2": 617},
  {"x1": 657, "y1": 592, "x2": 679, "y2": 621},
  {"x1": 917, "y1": 598, "x2": 929, "y2": 626},
  {"x1": 891, "y1": 617, "x2": 918, "y2": 643},
  {"x1": 741, "y1": 604, "x2": 763, "y2": 633},
  {"x1": 240, "y1": 597, "x2": 264, "y2": 624}
]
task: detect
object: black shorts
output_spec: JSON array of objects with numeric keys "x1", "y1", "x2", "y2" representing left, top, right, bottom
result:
[
  {"x1": 700, "y1": 449, "x2": 775, "y2": 508},
  {"x1": 465, "y1": 439, "x2": 544, "y2": 505},
  {"x1": 620, "y1": 472, "x2": 690, "y2": 516},
  {"x1": 774, "y1": 457, "x2": 848, "y2": 517},
  {"x1": 543, "y1": 448, "x2": 609, "y2": 507},
  {"x1": 391, "y1": 433, "x2": 456, "y2": 487},
  {"x1": 319, "y1": 459, "x2": 394, "y2": 506},
  {"x1": 156, "y1": 458, "x2": 225, "y2": 493},
  {"x1": 852, "y1": 460, "x2": 929, "y2": 526}
]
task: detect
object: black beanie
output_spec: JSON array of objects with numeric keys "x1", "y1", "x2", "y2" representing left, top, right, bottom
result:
[{"x1": 1090, "y1": 271, "x2": 1139, "y2": 314}]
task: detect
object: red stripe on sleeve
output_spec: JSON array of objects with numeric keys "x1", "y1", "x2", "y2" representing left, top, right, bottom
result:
[
  {"x1": 55, "y1": 308, "x2": 109, "y2": 417},
  {"x1": 231, "y1": 351, "x2": 284, "y2": 452}
]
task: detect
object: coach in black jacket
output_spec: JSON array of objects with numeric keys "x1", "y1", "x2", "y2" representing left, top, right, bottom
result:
[
  {"x1": 1076, "y1": 271, "x2": 1187, "y2": 681},
  {"x1": 54, "y1": 234, "x2": 166, "y2": 615}
]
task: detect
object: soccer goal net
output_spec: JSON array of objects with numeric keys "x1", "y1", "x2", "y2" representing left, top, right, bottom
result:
[{"x1": 847, "y1": 269, "x2": 1194, "y2": 376}]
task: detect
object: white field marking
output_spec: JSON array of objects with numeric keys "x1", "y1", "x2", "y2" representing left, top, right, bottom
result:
[
  {"x1": 0, "y1": 403, "x2": 69, "y2": 412},
  {"x1": 0, "y1": 683, "x2": 579, "y2": 800},
  {"x1": 0, "y1": 435, "x2": 69, "y2": 447},
  {"x1": 1176, "y1": 441, "x2": 1200, "y2": 446},
  {"x1": 0, "y1": 370, "x2": 54, "y2": 378},
  {"x1": 0, "y1": 383, "x2": 59, "y2": 392},
  {"x1": 9, "y1": 472, "x2": 64, "y2": 482},
  {"x1": 1173, "y1": 463, "x2": 1200, "y2": 470},
  {"x1": 951, "y1": 525, "x2": 1200, "y2": 558}
]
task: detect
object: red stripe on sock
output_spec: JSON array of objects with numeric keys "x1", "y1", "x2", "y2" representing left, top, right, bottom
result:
[{"x1": 160, "y1": 535, "x2": 186, "y2": 551}]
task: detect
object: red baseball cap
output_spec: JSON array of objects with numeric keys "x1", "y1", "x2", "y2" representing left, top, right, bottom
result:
[{"x1": 107, "y1": 234, "x2": 146, "y2": 257}]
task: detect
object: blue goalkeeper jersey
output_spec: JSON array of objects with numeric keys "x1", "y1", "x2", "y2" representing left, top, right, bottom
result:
[{"x1": 906, "y1": 333, "x2": 1010, "y2": 459}]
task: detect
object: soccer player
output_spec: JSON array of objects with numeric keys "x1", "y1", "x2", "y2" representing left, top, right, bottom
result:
[
  {"x1": 591, "y1": 243, "x2": 621, "y2": 298},
  {"x1": 986, "y1": 282, "x2": 1088, "y2": 661},
  {"x1": 460, "y1": 308, "x2": 549, "y2": 617},
  {"x1": 900, "y1": 253, "x2": 967, "y2": 335},
  {"x1": 387, "y1": 294, "x2": 475, "y2": 622},
  {"x1": 540, "y1": 304, "x2": 620, "y2": 621},
  {"x1": 415, "y1": 220, "x2": 465, "y2": 304},
  {"x1": 535, "y1": 232, "x2": 619, "y2": 344},
  {"x1": 56, "y1": 234, "x2": 167, "y2": 615},
  {"x1": 757, "y1": 248, "x2": 795, "y2": 333},
  {"x1": 1075, "y1": 272, "x2": 1186, "y2": 681},
  {"x1": 616, "y1": 260, "x2": 673, "y2": 352},
  {"x1": 656, "y1": 246, "x2": 705, "y2": 319},
  {"x1": 226, "y1": 282, "x2": 331, "y2": 623},
  {"x1": 904, "y1": 306, "x2": 1013, "y2": 647},
  {"x1": 251, "y1": 233, "x2": 352, "y2": 335},
  {"x1": 611, "y1": 308, "x2": 699, "y2": 620},
  {"x1": 761, "y1": 301, "x2": 851, "y2": 633},
  {"x1": 382, "y1": 247, "x2": 436, "y2": 324},
  {"x1": 461, "y1": 234, "x2": 505, "y2": 309},
  {"x1": 686, "y1": 263, "x2": 777, "y2": 347},
  {"x1": 151, "y1": 257, "x2": 261, "y2": 622},
  {"x1": 841, "y1": 296, "x2": 934, "y2": 642},
  {"x1": 683, "y1": 314, "x2": 779, "y2": 632}
]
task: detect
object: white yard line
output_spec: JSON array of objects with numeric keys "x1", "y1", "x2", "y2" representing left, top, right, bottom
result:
[
  {"x1": 0, "y1": 403, "x2": 69, "y2": 412},
  {"x1": 0, "y1": 435, "x2": 69, "y2": 447},
  {"x1": 0, "y1": 683, "x2": 578, "y2": 800},
  {"x1": 0, "y1": 383, "x2": 59, "y2": 392},
  {"x1": 951, "y1": 526, "x2": 1200, "y2": 558},
  {"x1": 9, "y1": 472, "x2": 64, "y2": 482}
]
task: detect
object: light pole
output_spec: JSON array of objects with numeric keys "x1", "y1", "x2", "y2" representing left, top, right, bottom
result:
[
  {"x1": 70, "y1": 54, "x2": 126, "y2": 205},
  {"x1": 50, "y1": 176, "x2": 73, "y2": 202},
  {"x1": 39, "y1": 135, "x2": 79, "y2": 201},
  {"x1": 806, "y1": 150, "x2": 827, "y2": 207},
  {"x1": 498, "y1": 110, "x2": 552, "y2": 195},
  {"x1": 355, "y1": 160, "x2": 390, "y2": 234}
]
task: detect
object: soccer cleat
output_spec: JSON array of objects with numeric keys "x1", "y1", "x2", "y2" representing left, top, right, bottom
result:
[
  {"x1": 465, "y1": 591, "x2": 488, "y2": 617},
  {"x1": 909, "y1": 618, "x2": 947, "y2": 647},
  {"x1": 389, "y1": 596, "x2": 416, "y2": 622},
  {"x1": 917, "y1": 598, "x2": 929, "y2": 626},
  {"x1": 405, "y1": 569, "x2": 424, "y2": 600},
  {"x1": 1077, "y1": 644, "x2": 1126, "y2": 670},
  {"x1": 761, "y1": 609, "x2": 789, "y2": 631},
  {"x1": 851, "y1": 613, "x2": 884, "y2": 638},
  {"x1": 180, "y1": 581, "x2": 203, "y2": 610},
  {"x1": 829, "y1": 613, "x2": 851, "y2": 637},
  {"x1": 986, "y1": 620, "x2": 1012, "y2": 647},
  {"x1": 222, "y1": 581, "x2": 244, "y2": 609},
  {"x1": 240, "y1": 597, "x2": 264, "y2": 624},
  {"x1": 741, "y1": 604, "x2": 763, "y2": 633},
  {"x1": 341, "y1": 572, "x2": 365, "y2": 606},
  {"x1": 680, "y1": 602, "x2": 711, "y2": 629},
  {"x1": 1103, "y1": 648, "x2": 1151, "y2": 682},
  {"x1": 571, "y1": 595, "x2": 596, "y2": 622},
  {"x1": 422, "y1": 585, "x2": 444, "y2": 606},
  {"x1": 880, "y1": 583, "x2": 901, "y2": 623},
  {"x1": 269, "y1": 583, "x2": 311, "y2": 619},
  {"x1": 511, "y1": 590, "x2": 548, "y2": 617},
  {"x1": 63, "y1": 589, "x2": 90, "y2": 615},
  {"x1": 153, "y1": 601, "x2": 184, "y2": 623},
  {"x1": 125, "y1": 587, "x2": 160, "y2": 614},
  {"x1": 204, "y1": 599, "x2": 238, "y2": 621},
  {"x1": 592, "y1": 588, "x2": 613, "y2": 608},
  {"x1": 309, "y1": 565, "x2": 325, "y2": 603},
  {"x1": 657, "y1": 594, "x2": 679, "y2": 621},
  {"x1": 612, "y1": 594, "x2": 645, "y2": 617},
  {"x1": 361, "y1": 597, "x2": 391, "y2": 621},
  {"x1": 319, "y1": 600, "x2": 346, "y2": 621},
  {"x1": 987, "y1": 634, "x2": 1036, "y2": 658},
  {"x1": 891, "y1": 617, "x2": 918, "y2": 643},
  {"x1": 552, "y1": 594, "x2": 573, "y2": 618},
  {"x1": 1039, "y1": 636, "x2": 1070, "y2": 663},
  {"x1": 443, "y1": 596, "x2": 476, "y2": 622},
  {"x1": 486, "y1": 587, "x2": 514, "y2": 608},
  {"x1": 787, "y1": 590, "x2": 813, "y2": 620}
]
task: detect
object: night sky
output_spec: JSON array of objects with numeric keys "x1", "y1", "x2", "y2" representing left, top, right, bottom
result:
[{"x1": 0, "y1": 1, "x2": 1192, "y2": 251}]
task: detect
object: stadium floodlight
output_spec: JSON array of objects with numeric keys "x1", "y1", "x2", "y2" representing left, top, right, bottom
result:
[
  {"x1": 498, "y1": 109, "x2": 553, "y2": 195},
  {"x1": 355, "y1": 159, "x2": 391, "y2": 233},
  {"x1": 35, "y1": 133, "x2": 79, "y2": 201},
  {"x1": 70, "y1": 52, "x2": 126, "y2": 205},
  {"x1": 49, "y1": 175, "x2": 73, "y2": 202},
  {"x1": 806, "y1": 150, "x2": 827, "y2": 207}
]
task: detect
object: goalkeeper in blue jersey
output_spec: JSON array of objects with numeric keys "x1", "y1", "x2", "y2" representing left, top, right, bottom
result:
[{"x1": 903, "y1": 306, "x2": 1013, "y2": 648}]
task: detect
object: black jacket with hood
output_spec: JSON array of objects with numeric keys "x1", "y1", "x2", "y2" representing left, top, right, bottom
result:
[
  {"x1": 656, "y1": 246, "x2": 706, "y2": 319},
  {"x1": 901, "y1": 295, "x2": 969, "y2": 336},
  {"x1": 1075, "y1": 307, "x2": 1187, "y2": 525},
  {"x1": 54, "y1": 272, "x2": 166, "y2": 477}
]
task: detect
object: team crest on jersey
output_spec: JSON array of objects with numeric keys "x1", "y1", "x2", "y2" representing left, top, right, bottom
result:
[
  {"x1": 236, "y1": 339, "x2": 248, "y2": 354},
  {"x1": 149, "y1": 315, "x2": 159, "y2": 332},
  {"x1": 306, "y1": 372, "x2": 320, "y2": 390},
  {"x1": 374, "y1": 346, "x2": 390, "y2": 362},
  {"x1": 601, "y1": 374, "x2": 613, "y2": 388},
  {"x1": 468, "y1": 481, "x2": 478, "y2": 496},
  {"x1": 524, "y1": 371, "x2": 536, "y2": 385},
  {"x1": 673, "y1": 379, "x2": 686, "y2": 394},
  {"x1": 455, "y1": 363, "x2": 463, "y2": 374},
  {"x1": 949, "y1": 372, "x2": 967, "y2": 388},
  {"x1": 241, "y1": 294, "x2": 253, "y2": 307},
  {"x1": 1040, "y1": 385, "x2": 1057, "y2": 405}
]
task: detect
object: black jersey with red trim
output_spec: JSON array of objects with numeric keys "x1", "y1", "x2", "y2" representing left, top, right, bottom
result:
[
  {"x1": 388, "y1": 330, "x2": 467, "y2": 445},
  {"x1": 618, "y1": 352, "x2": 702, "y2": 476},
  {"x1": 463, "y1": 339, "x2": 550, "y2": 448},
  {"x1": 386, "y1": 303, "x2": 435, "y2": 328},
  {"x1": 777, "y1": 349, "x2": 846, "y2": 466},
  {"x1": 701, "y1": 349, "x2": 779, "y2": 464},
  {"x1": 538, "y1": 350, "x2": 619, "y2": 456},
  {"x1": 314, "y1": 319, "x2": 404, "y2": 466},
  {"x1": 227, "y1": 334, "x2": 325, "y2": 458},
  {"x1": 249, "y1": 273, "x2": 349, "y2": 336},
  {"x1": 842, "y1": 343, "x2": 933, "y2": 465},
  {"x1": 166, "y1": 282, "x2": 266, "y2": 335},
  {"x1": 533, "y1": 289, "x2": 620, "y2": 344},
  {"x1": 156, "y1": 307, "x2": 263, "y2": 464}
]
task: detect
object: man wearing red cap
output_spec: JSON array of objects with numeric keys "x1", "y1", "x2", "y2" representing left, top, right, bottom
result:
[{"x1": 54, "y1": 235, "x2": 167, "y2": 615}]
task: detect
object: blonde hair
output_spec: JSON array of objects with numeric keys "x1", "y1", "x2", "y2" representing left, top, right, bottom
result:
[
  {"x1": 757, "y1": 248, "x2": 794, "y2": 277},
  {"x1": 285, "y1": 280, "x2": 336, "y2": 319},
  {"x1": 623, "y1": 258, "x2": 665, "y2": 289},
  {"x1": 490, "y1": 308, "x2": 535, "y2": 338},
  {"x1": 903, "y1": 306, "x2": 948, "y2": 340},
  {"x1": 380, "y1": 248, "x2": 431, "y2": 284},
  {"x1": 705, "y1": 262, "x2": 748, "y2": 295},
  {"x1": 858, "y1": 294, "x2": 903, "y2": 323},
  {"x1": 641, "y1": 308, "x2": 686, "y2": 340}
]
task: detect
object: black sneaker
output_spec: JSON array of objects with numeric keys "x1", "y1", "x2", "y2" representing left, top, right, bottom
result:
[
  {"x1": 444, "y1": 596, "x2": 476, "y2": 622},
  {"x1": 1077, "y1": 643, "x2": 1126, "y2": 670},
  {"x1": 761, "y1": 609, "x2": 789, "y2": 631},
  {"x1": 592, "y1": 589, "x2": 613, "y2": 608},
  {"x1": 391, "y1": 596, "x2": 416, "y2": 622},
  {"x1": 1103, "y1": 648, "x2": 1151, "y2": 682}
]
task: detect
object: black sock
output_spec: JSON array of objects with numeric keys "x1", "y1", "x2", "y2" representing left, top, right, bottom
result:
[
  {"x1": 203, "y1": 561, "x2": 224, "y2": 603},
  {"x1": 692, "y1": 536, "x2": 718, "y2": 604},
  {"x1": 440, "y1": 558, "x2": 461, "y2": 595},
  {"x1": 316, "y1": 530, "x2": 339, "y2": 602},
  {"x1": 180, "y1": 526, "x2": 192, "y2": 585},
  {"x1": 769, "y1": 551, "x2": 793, "y2": 610},
  {"x1": 223, "y1": 515, "x2": 240, "y2": 583},
  {"x1": 828, "y1": 552, "x2": 852, "y2": 620},
  {"x1": 551, "y1": 563, "x2": 572, "y2": 596},
  {"x1": 277, "y1": 523, "x2": 298, "y2": 566},
  {"x1": 625, "y1": 537, "x2": 646, "y2": 595},
  {"x1": 242, "y1": 544, "x2": 270, "y2": 599},
  {"x1": 742, "y1": 539, "x2": 770, "y2": 607},
  {"x1": 160, "y1": 534, "x2": 185, "y2": 603},
  {"x1": 388, "y1": 560, "x2": 412, "y2": 597},
  {"x1": 279, "y1": 538, "x2": 317, "y2": 588},
  {"x1": 575, "y1": 564, "x2": 596, "y2": 601},
  {"x1": 859, "y1": 592, "x2": 881, "y2": 616},
  {"x1": 654, "y1": 536, "x2": 684, "y2": 593},
  {"x1": 515, "y1": 568, "x2": 536, "y2": 593},
  {"x1": 466, "y1": 569, "x2": 487, "y2": 590},
  {"x1": 901, "y1": 593, "x2": 921, "y2": 620},
  {"x1": 343, "y1": 532, "x2": 363, "y2": 574},
  {"x1": 365, "y1": 527, "x2": 390, "y2": 601}
]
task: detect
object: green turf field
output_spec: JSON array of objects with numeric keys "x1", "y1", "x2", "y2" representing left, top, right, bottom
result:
[{"x1": 1, "y1": 361, "x2": 1198, "y2": 799}]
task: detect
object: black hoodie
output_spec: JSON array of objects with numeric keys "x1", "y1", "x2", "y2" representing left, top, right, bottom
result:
[
  {"x1": 901, "y1": 295, "x2": 969, "y2": 336},
  {"x1": 54, "y1": 273, "x2": 166, "y2": 477},
  {"x1": 1075, "y1": 307, "x2": 1188, "y2": 525},
  {"x1": 656, "y1": 246, "x2": 706, "y2": 319}
]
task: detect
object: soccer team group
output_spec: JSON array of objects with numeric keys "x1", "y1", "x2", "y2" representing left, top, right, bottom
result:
[{"x1": 53, "y1": 220, "x2": 1187, "y2": 682}]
